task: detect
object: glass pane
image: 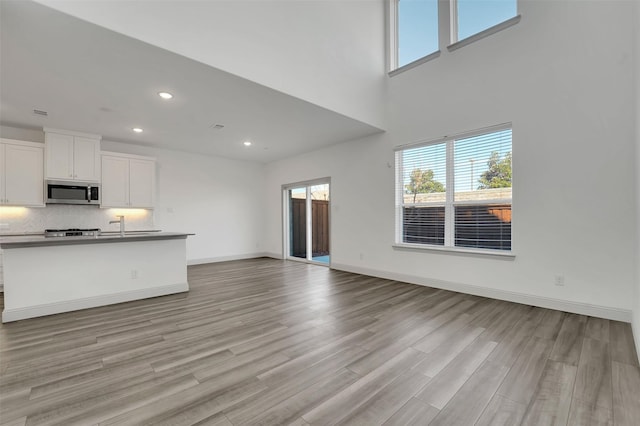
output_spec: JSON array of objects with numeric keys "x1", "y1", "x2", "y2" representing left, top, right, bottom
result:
[
  {"x1": 398, "y1": 0, "x2": 439, "y2": 67},
  {"x1": 289, "y1": 188, "x2": 307, "y2": 259},
  {"x1": 454, "y1": 129, "x2": 512, "y2": 202},
  {"x1": 455, "y1": 204, "x2": 511, "y2": 250},
  {"x1": 50, "y1": 186, "x2": 86, "y2": 200},
  {"x1": 402, "y1": 142, "x2": 446, "y2": 205},
  {"x1": 456, "y1": 0, "x2": 517, "y2": 42},
  {"x1": 403, "y1": 206, "x2": 445, "y2": 245},
  {"x1": 311, "y1": 184, "x2": 330, "y2": 264}
]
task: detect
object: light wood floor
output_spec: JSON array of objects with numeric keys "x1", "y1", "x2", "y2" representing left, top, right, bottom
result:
[{"x1": 1, "y1": 258, "x2": 639, "y2": 426}]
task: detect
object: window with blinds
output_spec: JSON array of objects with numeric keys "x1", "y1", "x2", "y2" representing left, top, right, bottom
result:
[{"x1": 396, "y1": 125, "x2": 512, "y2": 251}]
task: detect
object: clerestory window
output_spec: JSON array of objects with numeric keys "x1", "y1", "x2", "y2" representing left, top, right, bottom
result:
[{"x1": 390, "y1": 0, "x2": 519, "y2": 72}]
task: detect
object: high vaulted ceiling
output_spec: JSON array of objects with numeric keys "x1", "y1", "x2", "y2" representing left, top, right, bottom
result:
[{"x1": 0, "y1": 1, "x2": 385, "y2": 163}]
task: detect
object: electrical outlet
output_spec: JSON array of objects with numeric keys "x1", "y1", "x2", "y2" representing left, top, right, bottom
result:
[
  {"x1": 554, "y1": 275, "x2": 565, "y2": 286},
  {"x1": 131, "y1": 269, "x2": 138, "y2": 279},
  {"x1": 359, "y1": 253, "x2": 364, "y2": 261}
]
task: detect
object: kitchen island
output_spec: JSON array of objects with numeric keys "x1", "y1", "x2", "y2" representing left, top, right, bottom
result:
[{"x1": 0, "y1": 232, "x2": 192, "y2": 322}]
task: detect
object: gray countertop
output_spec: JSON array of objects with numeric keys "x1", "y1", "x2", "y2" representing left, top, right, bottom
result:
[{"x1": 0, "y1": 232, "x2": 194, "y2": 249}]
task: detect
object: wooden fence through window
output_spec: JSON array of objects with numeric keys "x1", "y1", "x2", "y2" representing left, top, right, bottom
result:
[{"x1": 290, "y1": 198, "x2": 329, "y2": 257}]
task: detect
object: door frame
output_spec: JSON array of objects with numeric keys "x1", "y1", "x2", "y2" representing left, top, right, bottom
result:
[{"x1": 282, "y1": 177, "x2": 331, "y2": 266}]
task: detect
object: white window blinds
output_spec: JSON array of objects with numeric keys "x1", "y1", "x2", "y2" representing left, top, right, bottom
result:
[{"x1": 396, "y1": 125, "x2": 512, "y2": 251}]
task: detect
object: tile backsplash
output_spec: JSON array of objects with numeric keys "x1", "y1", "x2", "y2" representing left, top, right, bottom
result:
[{"x1": 0, "y1": 205, "x2": 154, "y2": 234}]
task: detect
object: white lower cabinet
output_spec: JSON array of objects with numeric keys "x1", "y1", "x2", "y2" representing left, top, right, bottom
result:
[
  {"x1": 101, "y1": 152, "x2": 155, "y2": 208},
  {"x1": 0, "y1": 139, "x2": 44, "y2": 207}
]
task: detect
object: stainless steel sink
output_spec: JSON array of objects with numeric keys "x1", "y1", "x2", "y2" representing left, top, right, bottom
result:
[{"x1": 98, "y1": 232, "x2": 156, "y2": 237}]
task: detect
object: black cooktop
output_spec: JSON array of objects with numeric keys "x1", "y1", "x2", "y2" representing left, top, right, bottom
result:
[
  {"x1": 44, "y1": 228, "x2": 102, "y2": 237},
  {"x1": 45, "y1": 228, "x2": 100, "y2": 232}
]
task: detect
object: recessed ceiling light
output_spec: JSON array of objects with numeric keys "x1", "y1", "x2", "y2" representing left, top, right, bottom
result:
[
  {"x1": 158, "y1": 92, "x2": 173, "y2": 100},
  {"x1": 132, "y1": 127, "x2": 143, "y2": 133},
  {"x1": 243, "y1": 141, "x2": 252, "y2": 146}
]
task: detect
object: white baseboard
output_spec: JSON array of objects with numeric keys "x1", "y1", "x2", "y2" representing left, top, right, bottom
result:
[
  {"x1": 263, "y1": 252, "x2": 284, "y2": 260},
  {"x1": 633, "y1": 313, "x2": 640, "y2": 365},
  {"x1": 187, "y1": 252, "x2": 283, "y2": 265},
  {"x1": 330, "y1": 263, "x2": 632, "y2": 323},
  {"x1": 2, "y1": 283, "x2": 189, "y2": 323},
  {"x1": 188, "y1": 253, "x2": 265, "y2": 265}
]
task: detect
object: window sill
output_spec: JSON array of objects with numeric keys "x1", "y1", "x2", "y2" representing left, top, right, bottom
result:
[
  {"x1": 448, "y1": 15, "x2": 521, "y2": 52},
  {"x1": 393, "y1": 243, "x2": 515, "y2": 260},
  {"x1": 388, "y1": 50, "x2": 441, "y2": 77}
]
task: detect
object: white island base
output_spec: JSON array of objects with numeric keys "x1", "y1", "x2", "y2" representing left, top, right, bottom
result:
[{"x1": 1, "y1": 235, "x2": 190, "y2": 322}]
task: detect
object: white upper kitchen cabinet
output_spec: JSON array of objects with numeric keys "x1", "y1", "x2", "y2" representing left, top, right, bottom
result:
[
  {"x1": 101, "y1": 155, "x2": 129, "y2": 207},
  {"x1": 101, "y1": 152, "x2": 155, "y2": 208},
  {"x1": 0, "y1": 139, "x2": 44, "y2": 207},
  {"x1": 128, "y1": 159, "x2": 155, "y2": 208},
  {"x1": 44, "y1": 128, "x2": 101, "y2": 182}
]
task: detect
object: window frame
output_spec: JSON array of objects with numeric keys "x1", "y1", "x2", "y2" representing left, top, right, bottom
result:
[{"x1": 395, "y1": 123, "x2": 514, "y2": 257}]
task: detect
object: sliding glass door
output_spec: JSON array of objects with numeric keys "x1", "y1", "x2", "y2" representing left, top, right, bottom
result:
[{"x1": 285, "y1": 180, "x2": 330, "y2": 265}]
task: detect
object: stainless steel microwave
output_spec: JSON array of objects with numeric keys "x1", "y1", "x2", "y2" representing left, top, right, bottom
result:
[{"x1": 46, "y1": 180, "x2": 101, "y2": 205}]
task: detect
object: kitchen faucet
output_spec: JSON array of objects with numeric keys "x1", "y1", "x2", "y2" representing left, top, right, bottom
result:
[{"x1": 109, "y1": 215, "x2": 125, "y2": 237}]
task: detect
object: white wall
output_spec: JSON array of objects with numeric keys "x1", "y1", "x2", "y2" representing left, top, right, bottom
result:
[
  {"x1": 35, "y1": 0, "x2": 387, "y2": 130},
  {"x1": 633, "y1": 0, "x2": 640, "y2": 364},
  {"x1": 0, "y1": 126, "x2": 44, "y2": 143},
  {"x1": 264, "y1": 0, "x2": 637, "y2": 320}
]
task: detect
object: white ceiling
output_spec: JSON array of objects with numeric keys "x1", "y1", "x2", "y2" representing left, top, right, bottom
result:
[{"x1": 0, "y1": 1, "x2": 384, "y2": 163}]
